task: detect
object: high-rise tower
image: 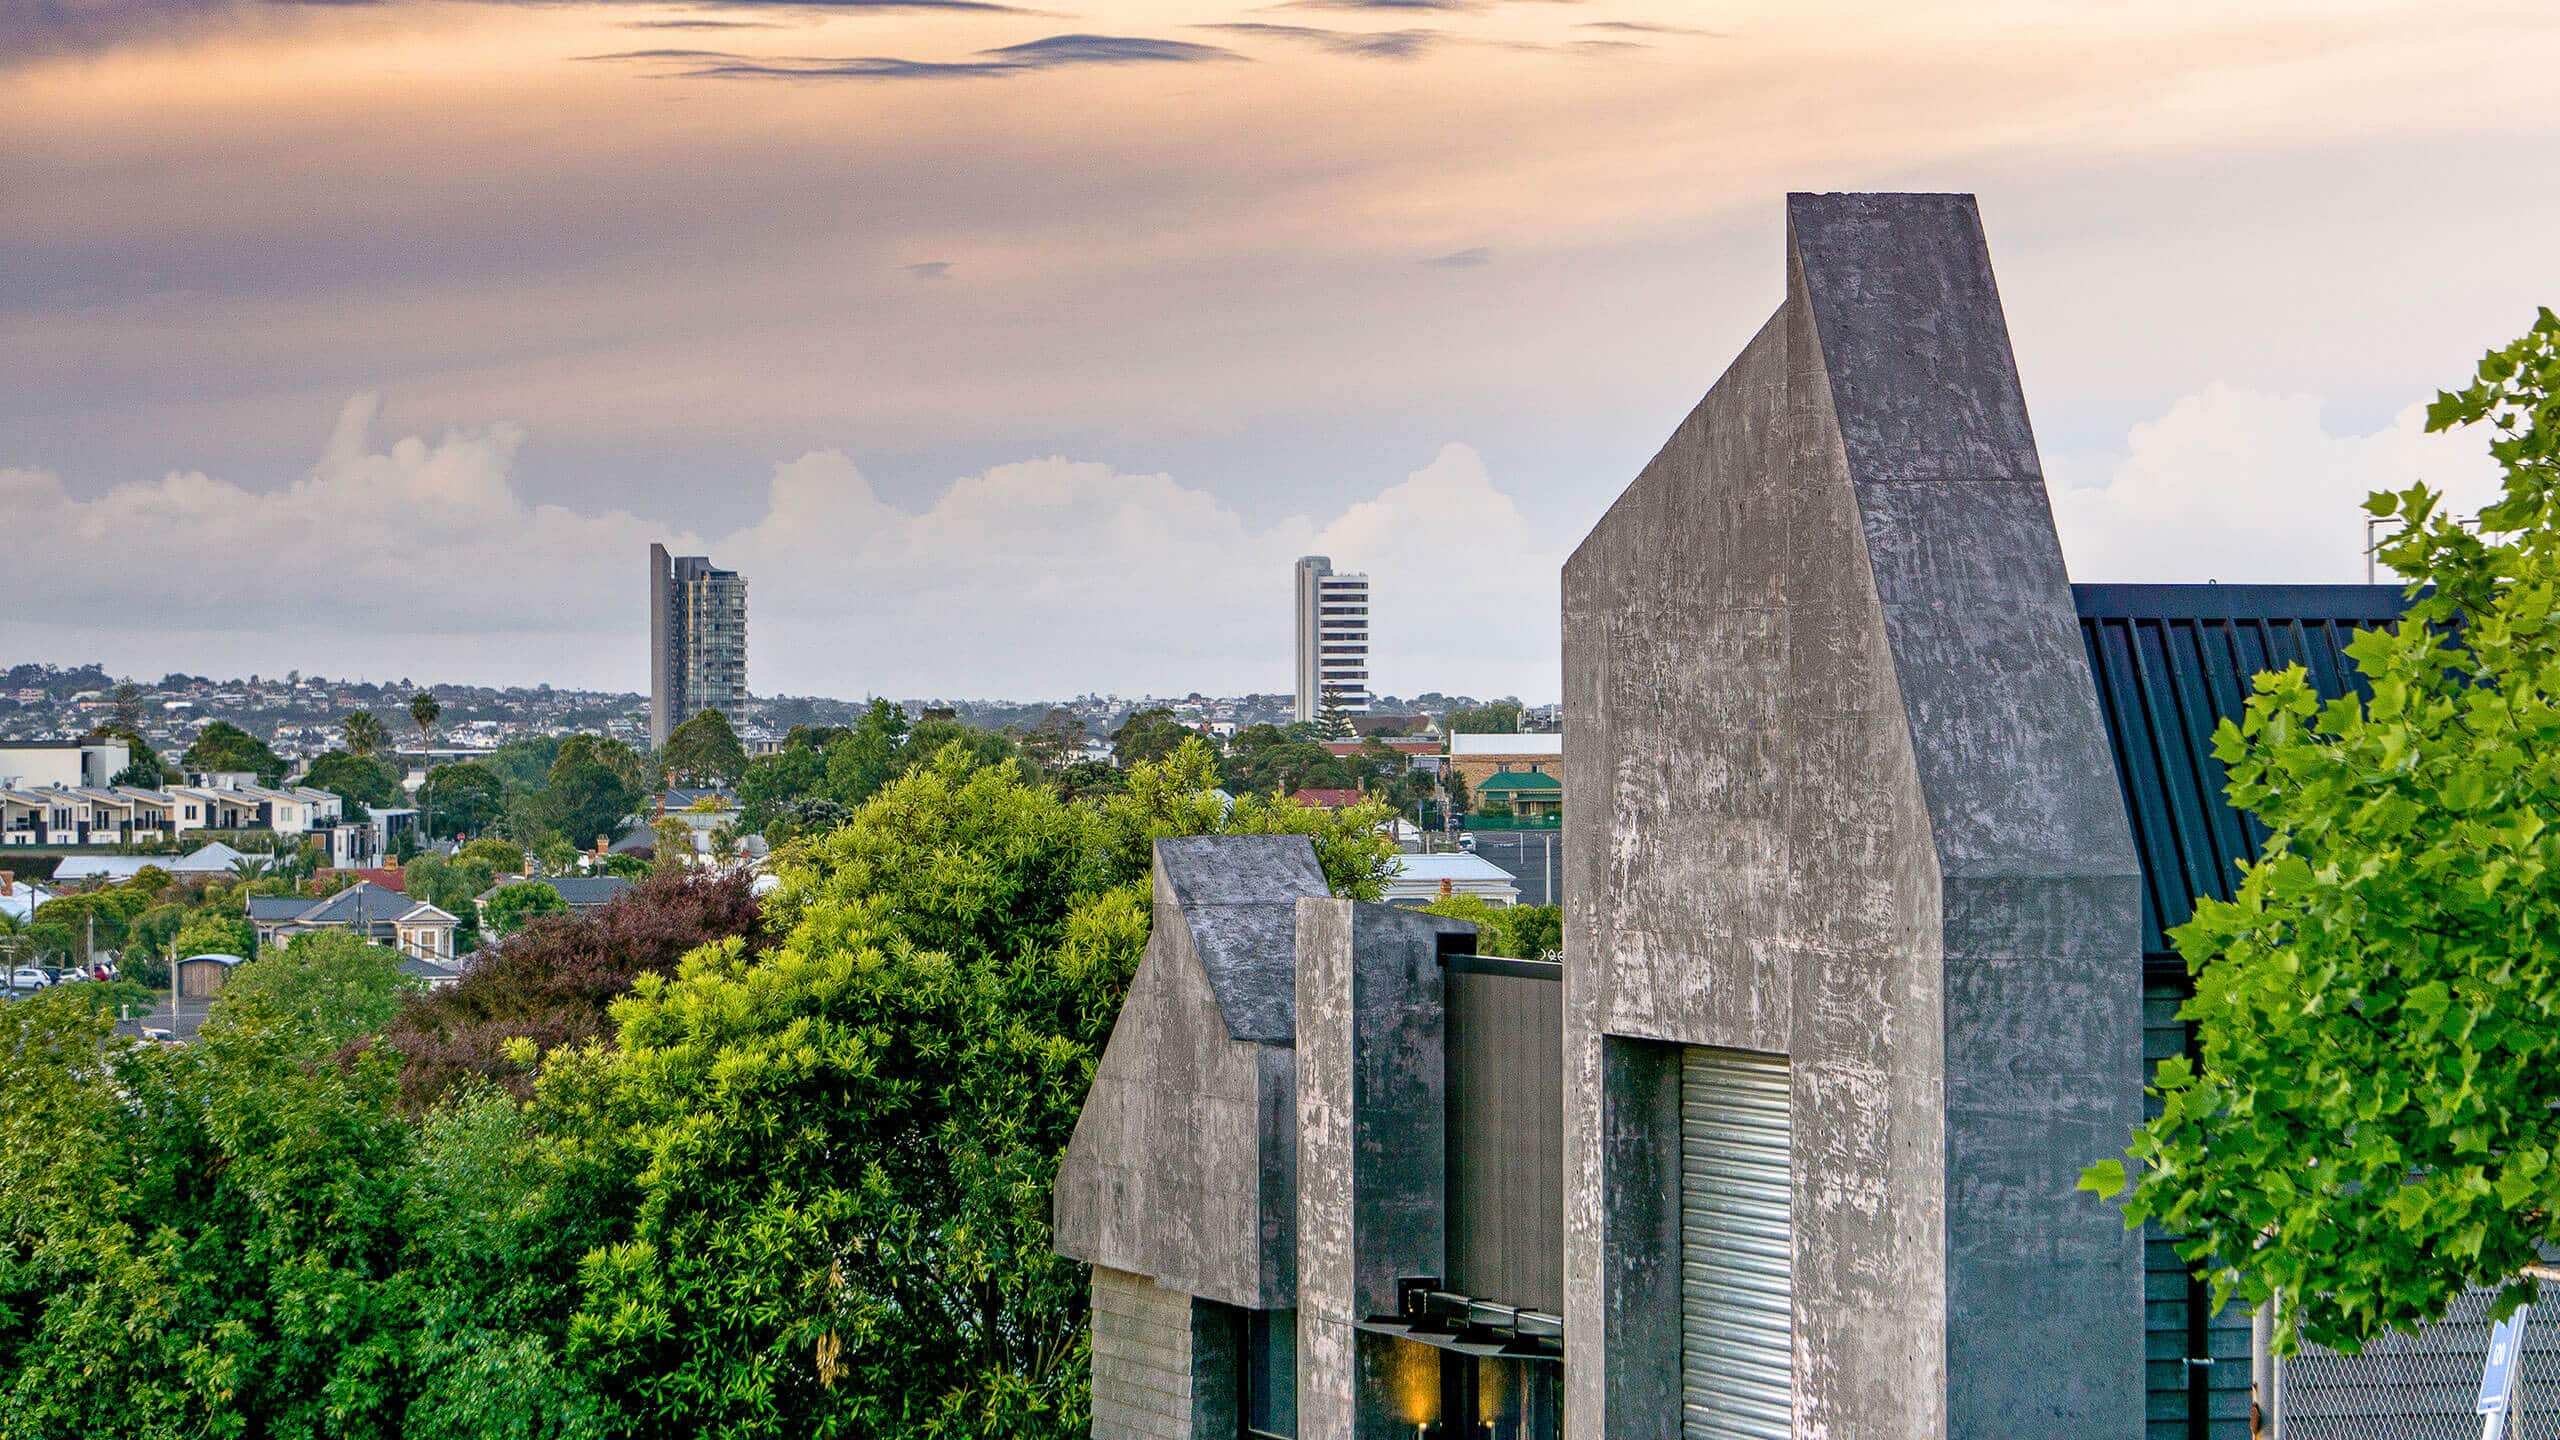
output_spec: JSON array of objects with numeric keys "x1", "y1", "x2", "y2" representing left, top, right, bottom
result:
[
  {"x1": 648, "y1": 542, "x2": 748, "y2": 750},
  {"x1": 1292, "y1": 555, "x2": 1370, "y2": 729}
]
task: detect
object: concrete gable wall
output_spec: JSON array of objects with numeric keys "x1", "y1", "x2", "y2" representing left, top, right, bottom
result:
[
  {"x1": 1562, "y1": 193, "x2": 2142, "y2": 1440},
  {"x1": 1055, "y1": 902, "x2": 1292, "y2": 1310}
]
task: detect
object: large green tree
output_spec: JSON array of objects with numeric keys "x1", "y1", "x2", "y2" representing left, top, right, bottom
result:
[
  {"x1": 181, "y1": 720, "x2": 288, "y2": 786},
  {"x1": 482, "y1": 881, "x2": 572, "y2": 940},
  {"x1": 305, "y1": 749, "x2": 408, "y2": 817},
  {"x1": 660, "y1": 708, "x2": 747, "y2": 788},
  {"x1": 423, "y1": 760, "x2": 508, "y2": 839},
  {"x1": 1444, "y1": 700, "x2": 1524, "y2": 735},
  {"x1": 559, "y1": 740, "x2": 1390, "y2": 1437},
  {"x1": 344, "y1": 709, "x2": 390, "y2": 757},
  {"x1": 543, "y1": 737, "x2": 651, "y2": 852},
  {"x1": 2089, "y1": 310, "x2": 2560, "y2": 1353}
]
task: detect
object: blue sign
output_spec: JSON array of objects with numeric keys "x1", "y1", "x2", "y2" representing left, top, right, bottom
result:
[{"x1": 2480, "y1": 1306, "x2": 2532, "y2": 1416}]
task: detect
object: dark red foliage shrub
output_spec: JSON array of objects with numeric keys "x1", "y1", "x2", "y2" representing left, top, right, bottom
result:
[{"x1": 385, "y1": 868, "x2": 763, "y2": 1109}]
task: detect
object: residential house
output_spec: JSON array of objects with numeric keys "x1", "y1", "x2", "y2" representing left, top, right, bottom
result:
[
  {"x1": 1444, "y1": 733, "x2": 1562, "y2": 793},
  {"x1": 472, "y1": 873, "x2": 634, "y2": 928},
  {"x1": 247, "y1": 880, "x2": 458, "y2": 963},
  {"x1": 1469, "y1": 768, "x2": 1560, "y2": 823},
  {"x1": 0, "y1": 870, "x2": 52, "y2": 925},
  {"x1": 54, "y1": 840, "x2": 260, "y2": 885}
]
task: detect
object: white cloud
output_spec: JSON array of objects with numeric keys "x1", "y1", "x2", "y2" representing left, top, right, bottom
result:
[
  {"x1": 1, "y1": 400, "x2": 1562, "y2": 701},
  {"x1": 2046, "y1": 384, "x2": 2506, "y2": 586}
]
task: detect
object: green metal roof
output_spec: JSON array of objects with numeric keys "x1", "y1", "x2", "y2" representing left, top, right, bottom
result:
[{"x1": 1474, "y1": 769, "x2": 1561, "y2": 794}]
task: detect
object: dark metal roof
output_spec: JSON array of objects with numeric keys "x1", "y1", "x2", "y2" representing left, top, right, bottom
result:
[{"x1": 2073, "y1": 584, "x2": 2408, "y2": 964}]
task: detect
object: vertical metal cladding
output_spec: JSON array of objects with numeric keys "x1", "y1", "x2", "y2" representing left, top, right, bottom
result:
[{"x1": 1679, "y1": 1047, "x2": 1794, "y2": 1440}]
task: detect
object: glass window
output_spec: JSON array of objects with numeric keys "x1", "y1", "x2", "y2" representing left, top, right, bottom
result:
[{"x1": 1243, "y1": 1308, "x2": 1296, "y2": 1439}]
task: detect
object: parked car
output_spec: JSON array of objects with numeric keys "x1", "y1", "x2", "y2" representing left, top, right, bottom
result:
[
  {"x1": 1458, "y1": 832, "x2": 1478, "y2": 853},
  {"x1": 7, "y1": 966, "x2": 54, "y2": 990}
]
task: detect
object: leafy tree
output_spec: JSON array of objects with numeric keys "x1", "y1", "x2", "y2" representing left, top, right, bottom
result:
[
  {"x1": 305, "y1": 749, "x2": 407, "y2": 816},
  {"x1": 544, "y1": 737, "x2": 649, "y2": 852},
  {"x1": 1017, "y1": 708, "x2": 1087, "y2": 772},
  {"x1": 536, "y1": 838, "x2": 580, "y2": 876},
  {"x1": 561, "y1": 741, "x2": 1390, "y2": 1437},
  {"x1": 1418, "y1": 894, "x2": 1561, "y2": 959},
  {"x1": 174, "y1": 910, "x2": 256, "y2": 961},
  {"x1": 485, "y1": 734, "x2": 568, "y2": 790},
  {"x1": 461, "y1": 837, "x2": 527, "y2": 873},
  {"x1": 423, "y1": 761, "x2": 508, "y2": 838},
  {"x1": 344, "y1": 708, "x2": 390, "y2": 756},
  {"x1": 821, "y1": 698, "x2": 910, "y2": 808},
  {"x1": 483, "y1": 881, "x2": 571, "y2": 939},
  {"x1": 181, "y1": 719, "x2": 288, "y2": 786},
  {"x1": 908, "y1": 716, "x2": 1018, "y2": 775},
  {"x1": 737, "y1": 740, "x2": 830, "y2": 837},
  {"x1": 1315, "y1": 693, "x2": 1354, "y2": 740},
  {"x1": 1109, "y1": 707, "x2": 1196, "y2": 769},
  {"x1": 649, "y1": 816, "x2": 694, "y2": 873},
  {"x1": 1445, "y1": 699, "x2": 1525, "y2": 735},
  {"x1": 660, "y1": 708, "x2": 748, "y2": 788},
  {"x1": 385, "y1": 869, "x2": 761, "y2": 1108},
  {"x1": 217, "y1": 928, "x2": 417, "y2": 1045},
  {"x1": 2088, "y1": 310, "x2": 2560, "y2": 1353}
]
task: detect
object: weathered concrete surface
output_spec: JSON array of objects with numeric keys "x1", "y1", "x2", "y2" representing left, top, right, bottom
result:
[
  {"x1": 1091, "y1": 1266, "x2": 1201, "y2": 1440},
  {"x1": 1054, "y1": 835, "x2": 1330, "y2": 1312},
  {"x1": 1294, "y1": 898, "x2": 1473, "y2": 1440},
  {"x1": 1561, "y1": 192, "x2": 2143, "y2": 1439}
]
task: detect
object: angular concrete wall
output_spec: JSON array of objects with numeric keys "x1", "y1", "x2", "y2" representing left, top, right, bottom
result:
[
  {"x1": 1561, "y1": 192, "x2": 2144, "y2": 1438},
  {"x1": 1055, "y1": 836, "x2": 1330, "y2": 1312}
]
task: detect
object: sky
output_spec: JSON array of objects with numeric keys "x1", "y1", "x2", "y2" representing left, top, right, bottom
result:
[{"x1": 5, "y1": 0, "x2": 2556, "y2": 701}]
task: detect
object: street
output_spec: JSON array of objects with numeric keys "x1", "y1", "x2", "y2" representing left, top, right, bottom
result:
[{"x1": 1458, "y1": 829, "x2": 1560, "y2": 907}]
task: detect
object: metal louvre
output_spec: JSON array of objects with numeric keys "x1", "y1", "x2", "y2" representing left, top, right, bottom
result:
[{"x1": 1681, "y1": 1047, "x2": 1795, "y2": 1440}]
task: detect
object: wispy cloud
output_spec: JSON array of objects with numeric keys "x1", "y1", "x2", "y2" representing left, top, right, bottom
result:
[
  {"x1": 1421, "y1": 246, "x2": 1492, "y2": 268},
  {"x1": 1576, "y1": 19, "x2": 1719, "y2": 37},
  {"x1": 1267, "y1": 0, "x2": 1483, "y2": 11},
  {"x1": 1202, "y1": 22, "x2": 1442, "y2": 61},
  {"x1": 903, "y1": 260, "x2": 952, "y2": 280},
  {"x1": 625, "y1": 18, "x2": 795, "y2": 30},
  {"x1": 594, "y1": 31, "x2": 1245, "y2": 79}
]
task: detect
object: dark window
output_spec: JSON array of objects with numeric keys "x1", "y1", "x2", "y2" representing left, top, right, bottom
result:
[{"x1": 1242, "y1": 1309, "x2": 1297, "y2": 1439}]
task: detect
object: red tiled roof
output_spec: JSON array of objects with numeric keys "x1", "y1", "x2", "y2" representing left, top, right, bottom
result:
[
  {"x1": 1286, "y1": 788, "x2": 1368, "y2": 810},
  {"x1": 318, "y1": 867, "x2": 407, "y2": 893}
]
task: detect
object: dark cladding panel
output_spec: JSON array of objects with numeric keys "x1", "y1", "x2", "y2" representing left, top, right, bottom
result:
[{"x1": 1445, "y1": 963, "x2": 1564, "y2": 1316}]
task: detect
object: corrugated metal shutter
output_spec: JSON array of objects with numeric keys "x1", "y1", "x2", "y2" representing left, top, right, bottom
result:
[{"x1": 1681, "y1": 1047, "x2": 1794, "y2": 1440}]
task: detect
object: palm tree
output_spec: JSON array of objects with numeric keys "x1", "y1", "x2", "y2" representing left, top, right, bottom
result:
[
  {"x1": 343, "y1": 709, "x2": 387, "y2": 756},
  {"x1": 409, "y1": 690, "x2": 442, "y2": 841}
]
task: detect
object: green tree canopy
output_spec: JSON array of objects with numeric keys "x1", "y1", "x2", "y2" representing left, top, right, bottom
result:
[
  {"x1": 1108, "y1": 707, "x2": 1196, "y2": 769},
  {"x1": 481, "y1": 881, "x2": 571, "y2": 940},
  {"x1": 660, "y1": 708, "x2": 748, "y2": 788},
  {"x1": 217, "y1": 928, "x2": 418, "y2": 1045},
  {"x1": 304, "y1": 749, "x2": 407, "y2": 817},
  {"x1": 543, "y1": 737, "x2": 650, "y2": 852},
  {"x1": 181, "y1": 719, "x2": 287, "y2": 786},
  {"x1": 2089, "y1": 309, "x2": 2560, "y2": 1354},
  {"x1": 422, "y1": 760, "x2": 507, "y2": 838},
  {"x1": 1445, "y1": 699, "x2": 1525, "y2": 734}
]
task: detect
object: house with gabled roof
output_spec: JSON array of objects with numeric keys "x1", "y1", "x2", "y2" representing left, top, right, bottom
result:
[{"x1": 247, "y1": 879, "x2": 458, "y2": 963}]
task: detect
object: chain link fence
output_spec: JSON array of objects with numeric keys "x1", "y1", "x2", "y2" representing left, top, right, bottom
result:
[{"x1": 2278, "y1": 1288, "x2": 2560, "y2": 1439}]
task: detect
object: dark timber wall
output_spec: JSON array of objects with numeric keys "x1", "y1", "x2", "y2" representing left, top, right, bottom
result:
[{"x1": 1444, "y1": 962, "x2": 1564, "y2": 1316}]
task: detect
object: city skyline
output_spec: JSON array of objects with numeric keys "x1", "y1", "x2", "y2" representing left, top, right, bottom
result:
[{"x1": 6, "y1": 1, "x2": 2553, "y2": 697}]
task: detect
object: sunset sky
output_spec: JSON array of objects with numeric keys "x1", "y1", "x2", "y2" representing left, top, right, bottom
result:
[{"x1": 7, "y1": 0, "x2": 2556, "y2": 700}]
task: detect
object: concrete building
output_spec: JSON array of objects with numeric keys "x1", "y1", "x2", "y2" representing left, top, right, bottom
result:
[
  {"x1": 1293, "y1": 557, "x2": 1371, "y2": 728},
  {"x1": 648, "y1": 543, "x2": 749, "y2": 750},
  {"x1": 1050, "y1": 193, "x2": 2472, "y2": 1440}
]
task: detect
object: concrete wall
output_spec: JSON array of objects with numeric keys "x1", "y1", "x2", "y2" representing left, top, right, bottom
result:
[
  {"x1": 1055, "y1": 836, "x2": 1329, "y2": 1312},
  {"x1": 1295, "y1": 898, "x2": 1473, "y2": 1440},
  {"x1": 1091, "y1": 1267, "x2": 1240, "y2": 1440},
  {"x1": 1561, "y1": 192, "x2": 2144, "y2": 1439}
]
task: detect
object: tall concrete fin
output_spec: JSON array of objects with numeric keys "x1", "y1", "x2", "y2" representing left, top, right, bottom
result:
[{"x1": 1790, "y1": 190, "x2": 2146, "y2": 1438}]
